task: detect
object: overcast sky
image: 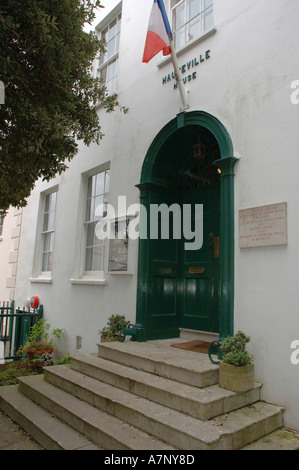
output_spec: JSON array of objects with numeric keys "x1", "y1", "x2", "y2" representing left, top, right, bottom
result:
[{"x1": 84, "y1": 1, "x2": 120, "y2": 32}]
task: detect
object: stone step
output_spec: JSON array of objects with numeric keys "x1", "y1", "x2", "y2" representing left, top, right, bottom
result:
[
  {"x1": 70, "y1": 352, "x2": 262, "y2": 421},
  {"x1": 17, "y1": 374, "x2": 176, "y2": 450},
  {"x1": 42, "y1": 364, "x2": 284, "y2": 450},
  {"x1": 241, "y1": 428, "x2": 299, "y2": 450},
  {"x1": 0, "y1": 385, "x2": 100, "y2": 450},
  {"x1": 97, "y1": 340, "x2": 219, "y2": 388}
]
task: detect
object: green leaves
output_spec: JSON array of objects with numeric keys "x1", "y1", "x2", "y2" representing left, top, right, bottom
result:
[
  {"x1": 220, "y1": 331, "x2": 253, "y2": 367},
  {"x1": 99, "y1": 314, "x2": 130, "y2": 338},
  {"x1": 0, "y1": 0, "x2": 125, "y2": 211}
]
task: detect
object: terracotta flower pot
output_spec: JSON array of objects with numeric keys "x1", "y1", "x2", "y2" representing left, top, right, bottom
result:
[{"x1": 26, "y1": 348, "x2": 53, "y2": 363}]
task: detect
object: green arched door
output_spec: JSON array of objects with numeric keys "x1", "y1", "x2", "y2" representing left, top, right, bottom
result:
[{"x1": 137, "y1": 111, "x2": 237, "y2": 341}]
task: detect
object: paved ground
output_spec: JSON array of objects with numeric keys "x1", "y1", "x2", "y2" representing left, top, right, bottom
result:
[{"x1": 0, "y1": 410, "x2": 43, "y2": 450}]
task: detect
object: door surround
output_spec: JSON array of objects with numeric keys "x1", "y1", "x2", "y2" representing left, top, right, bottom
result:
[{"x1": 136, "y1": 110, "x2": 238, "y2": 341}]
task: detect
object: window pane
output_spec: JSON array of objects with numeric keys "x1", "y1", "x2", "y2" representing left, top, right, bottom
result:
[
  {"x1": 102, "y1": 27, "x2": 108, "y2": 41},
  {"x1": 43, "y1": 232, "x2": 51, "y2": 252},
  {"x1": 108, "y1": 19, "x2": 117, "y2": 40},
  {"x1": 94, "y1": 195, "x2": 104, "y2": 219},
  {"x1": 100, "y1": 67, "x2": 107, "y2": 83},
  {"x1": 117, "y1": 15, "x2": 121, "y2": 32},
  {"x1": 187, "y1": 16, "x2": 201, "y2": 42},
  {"x1": 42, "y1": 250, "x2": 53, "y2": 272},
  {"x1": 87, "y1": 174, "x2": 95, "y2": 198},
  {"x1": 85, "y1": 247, "x2": 93, "y2": 271},
  {"x1": 107, "y1": 60, "x2": 117, "y2": 81},
  {"x1": 106, "y1": 77, "x2": 116, "y2": 95},
  {"x1": 95, "y1": 171, "x2": 105, "y2": 196},
  {"x1": 48, "y1": 252, "x2": 53, "y2": 271},
  {"x1": 174, "y1": 27, "x2": 185, "y2": 50},
  {"x1": 106, "y1": 37, "x2": 116, "y2": 60},
  {"x1": 44, "y1": 194, "x2": 50, "y2": 212},
  {"x1": 44, "y1": 211, "x2": 55, "y2": 231},
  {"x1": 42, "y1": 252, "x2": 49, "y2": 272},
  {"x1": 204, "y1": 7, "x2": 213, "y2": 30},
  {"x1": 174, "y1": 2, "x2": 185, "y2": 30},
  {"x1": 86, "y1": 197, "x2": 95, "y2": 222},
  {"x1": 41, "y1": 191, "x2": 57, "y2": 273},
  {"x1": 187, "y1": 0, "x2": 200, "y2": 21},
  {"x1": 93, "y1": 245, "x2": 104, "y2": 271},
  {"x1": 49, "y1": 192, "x2": 57, "y2": 211},
  {"x1": 204, "y1": 0, "x2": 213, "y2": 8},
  {"x1": 43, "y1": 212, "x2": 49, "y2": 231},
  {"x1": 86, "y1": 223, "x2": 95, "y2": 248},
  {"x1": 43, "y1": 232, "x2": 54, "y2": 253},
  {"x1": 105, "y1": 170, "x2": 110, "y2": 192}
]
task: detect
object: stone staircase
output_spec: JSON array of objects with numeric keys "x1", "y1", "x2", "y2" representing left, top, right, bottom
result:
[{"x1": 0, "y1": 339, "x2": 291, "y2": 450}]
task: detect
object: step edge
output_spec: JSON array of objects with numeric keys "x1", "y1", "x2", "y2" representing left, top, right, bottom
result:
[
  {"x1": 17, "y1": 374, "x2": 176, "y2": 451},
  {"x1": 97, "y1": 344, "x2": 219, "y2": 387},
  {"x1": 43, "y1": 365, "x2": 283, "y2": 450},
  {"x1": 0, "y1": 385, "x2": 99, "y2": 450},
  {"x1": 69, "y1": 354, "x2": 262, "y2": 419}
]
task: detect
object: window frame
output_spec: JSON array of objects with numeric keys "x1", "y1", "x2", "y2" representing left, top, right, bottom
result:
[
  {"x1": 171, "y1": 0, "x2": 214, "y2": 51},
  {"x1": 97, "y1": 11, "x2": 122, "y2": 96},
  {"x1": 40, "y1": 191, "x2": 57, "y2": 274},
  {"x1": 83, "y1": 169, "x2": 110, "y2": 276},
  {"x1": 30, "y1": 186, "x2": 58, "y2": 284}
]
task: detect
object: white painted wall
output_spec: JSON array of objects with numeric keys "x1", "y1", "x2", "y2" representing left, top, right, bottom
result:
[
  {"x1": 14, "y1": 0, "x2": 299, "y2": 429},
  {"x1": 0, "y1": 209, "x2": 13, "y2": 302}
]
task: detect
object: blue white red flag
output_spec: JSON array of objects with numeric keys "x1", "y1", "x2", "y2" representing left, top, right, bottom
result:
[{"x1": 142, "y1": 0, "x2": 173, "y2": 63}]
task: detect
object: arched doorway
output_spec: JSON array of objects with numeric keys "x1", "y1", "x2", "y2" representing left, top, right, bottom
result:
[{"x1": 136, "y1": 111, "x2": 238, "y2": 341}]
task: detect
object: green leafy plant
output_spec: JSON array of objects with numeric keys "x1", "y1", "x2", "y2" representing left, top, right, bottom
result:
[
  {"x1": 99, "y1": 314, "x2": 130, "y2": 341},
  {"x1": 17, "y1": 319, "x2": 63, "y2": 356},
  {"x1": 55, "y1": 352, "x2": 71, "y2": 365},
  {"x1": 0, "y1": 361, "x2": 43, "y2": 386},
  {"x1": 220, "y1": 331, "x2": 253, "y2": 367}
]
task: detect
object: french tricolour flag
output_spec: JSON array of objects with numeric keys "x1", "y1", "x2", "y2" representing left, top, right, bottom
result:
[{"x1": 142, "y1": 0, "x2": 173, "y2": 63}]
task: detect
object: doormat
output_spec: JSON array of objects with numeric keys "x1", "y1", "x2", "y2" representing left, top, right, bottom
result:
[{"x1": 170, "y1": 340, "x2": 210, "y2": 354}]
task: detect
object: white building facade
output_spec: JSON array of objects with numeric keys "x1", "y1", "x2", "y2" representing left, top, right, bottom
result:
[{"x1": 14, "y1": 0, "x2": 299, "y2": 430}]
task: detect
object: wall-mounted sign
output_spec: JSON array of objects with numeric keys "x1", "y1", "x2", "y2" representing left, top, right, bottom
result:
[
  {"x1": 162, "y1": 50, "x2": 211, "y2": 89},
  {"x1": 239, "y1": 203, "x2": 287, "y2": 248}
]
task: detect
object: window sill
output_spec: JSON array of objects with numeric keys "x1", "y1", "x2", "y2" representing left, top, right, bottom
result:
[
  {"x1": 157, "y1": 26, "x2": 217, "y2": 69},
  {"x1": 70, "y1": 278, "x2": 107, "y2": 286},
  {"x1": 108, "y1": 271, "x2": 133, "y2": 276},
  {"x1": 30, "y1": 277, "x2": 53, "y2": 284}
]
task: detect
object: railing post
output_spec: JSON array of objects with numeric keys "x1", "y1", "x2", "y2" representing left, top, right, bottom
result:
[
  {"x1": 36, "y1": 305, "x2": 43, "y2": 321},
  {"x1": 13, "y1": 307, "x2": 22, "y2": 360},
  {"x1": 7, "y1": 300, "x2": 15, "y2": 357}
]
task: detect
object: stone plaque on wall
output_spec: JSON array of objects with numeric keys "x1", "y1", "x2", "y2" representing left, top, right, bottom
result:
[{"x1": 239, "y1": 203, "x2": 287, "y2": 248}]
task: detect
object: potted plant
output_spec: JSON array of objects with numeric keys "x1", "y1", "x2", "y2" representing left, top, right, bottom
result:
[
  {"x1": 218, "y1": 331, "x2": 254, "y2": 393},
  {"x1": 17, "y1": 319, "x2": 63, "y2": 364},
  {"x1": 99, "y1": 314, "x2": 130, "y2": 342}
]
